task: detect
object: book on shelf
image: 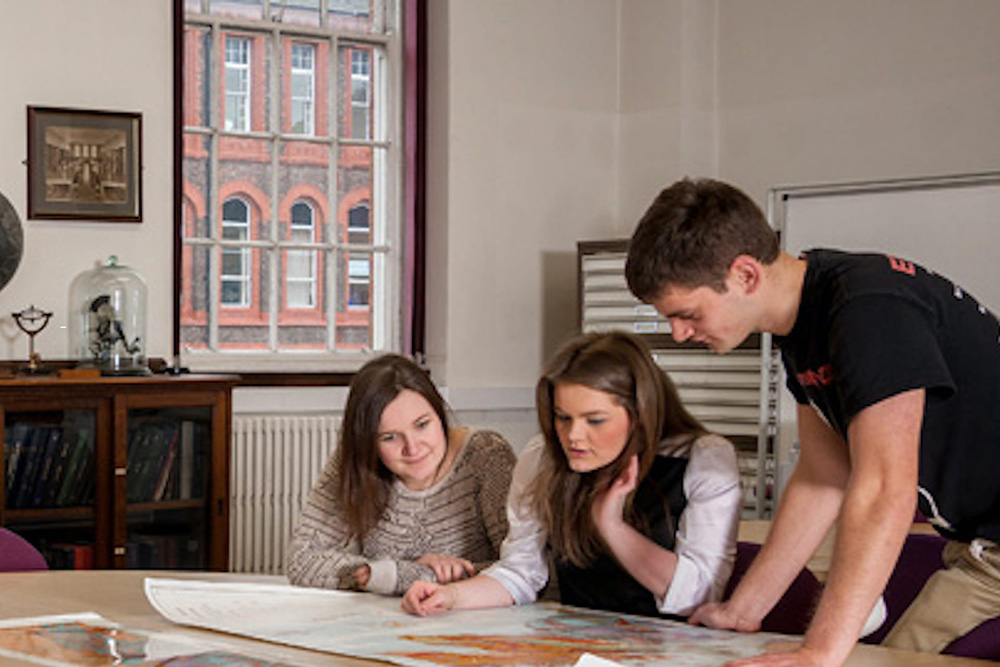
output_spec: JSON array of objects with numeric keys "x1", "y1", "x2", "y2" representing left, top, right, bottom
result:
[
  {"x1": 128, "y1": 420, "x2": 186, "y2": 503},
  {"x1": 4, "y1": 422, "x2": 32, "y2": 503},
  {"x1": 46, "y1": 542, "x2": 94, "y2": 570},
  {"x1": 30, "y1": 428, "x2": 64, "y2": 507},
  {"x1": 152, "y1": 423, "x2": 180, "y2": 501},
  {"x1": 125, "y1": 424, "x2": 150, "y2": 502},
  {"x1": 12, "y1": 426, "x2": 50, "y2": 508},
  {"x1": 179, "y1": 420, "x2": 196, "y2": 499},
  {"x1": 42, "y1": 426, "x2": 78, "y2": 507},
  {"x1": 70, "y1": 429, "x2": 96, "y2": 506},
  {"x1": 4, "y1": 422, "x2": 99, "y2": 509},
  {"x1": 56, "y1": 426, "x2": 94, "y2": 507},
  {"x1": 4, "y1": 418, "x2": 207, "y2": 510},
  {"x1": 126, "y1": 533, "x2": 202, "y2": 569}
]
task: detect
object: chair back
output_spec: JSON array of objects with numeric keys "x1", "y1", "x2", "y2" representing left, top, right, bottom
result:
[
  {"x1": 725, "y1": 541, "x2": 822, "y2": 635},
  {"x1": 861, "y1": 532, "x2": 1000, "y2": 660},
  {"x1": 861, "y1": 532, "x2": 945, "y2": 645},
  {"x1": 0, "y1": 527, "x2": 48, "y2": 571}
]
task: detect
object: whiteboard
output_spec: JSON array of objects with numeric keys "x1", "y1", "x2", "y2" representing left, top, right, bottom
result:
[
  {"x1": 765, "y1": 172, "x2": 1000, "y2": 496},
  {"x1": 770, "y1": 172, "x2": 1000, "y2": 311}
]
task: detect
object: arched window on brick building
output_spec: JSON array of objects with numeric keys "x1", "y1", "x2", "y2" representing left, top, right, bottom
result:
[
  {"x1": 221, "y1": 198, "x2": 252, "y2": 308},
  {"x1": 347, "y1": 202, "x2": 370, "y2": 309},
  {"x1": 286, "y1": 200, "x2": 318, "y2": 309}
]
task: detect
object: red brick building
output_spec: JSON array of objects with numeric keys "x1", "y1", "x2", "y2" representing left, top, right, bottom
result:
[{"x1": 180, "y1": 1, "x2": 389, "y2": 355}]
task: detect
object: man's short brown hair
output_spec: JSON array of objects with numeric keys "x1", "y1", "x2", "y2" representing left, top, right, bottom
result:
[{"x1": 625, "y1": 178, "x2": 779, "y2": 301}]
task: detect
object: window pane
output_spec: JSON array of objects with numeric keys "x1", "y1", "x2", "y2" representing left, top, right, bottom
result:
[
  {"x1": 348, "y1": 253, "x2": 370, "y2": 308},
  {"x1": 221, "y1": 250, "x2": 244, "y2": 276},
  {"x1": 292, "y1": 75, "x2": 311, "y2": 99},
  {"x1": 347, "y1": 203, "x2": 369, "y2": 231},
  {"x1": 222, "y1": 198, "x2": 247, "y2": 222},
  {"x1": 221, "y1": 277, "x2": 245, "y2": 305},
  {"x1": 284, "y1": 201, "x2": 316, "y2": 310},
  {"x1": 328, "y1": 0, "x2": 369, "y2": 16},
  {"x1": 272, "y1": 0, "x2": 321, "y2": 27},
  {"x1": 182, "y1": 1, "x2": 399, "y2": 365},
  {"x1": 338, "y1": 45, "x2": 376, "y2": 140},
  {"x1": 284, "y1": 249, "x2": 317, "y2": 309},
  {"x1": 291, "y1": 202, "x2": 312, "y2": 227},
  {"x1": 327, "y1": 0, "x2": 385, "y2": 34},
  {"x1": 287, "y1": 281, "x2": 312, "y2": 308},
  {"x1": 291, "y1": 43, "x2": 313, "y2": 69},
  {"x1": 210, "y1": 0, "x2": 263, "y2": 21},
  {"x1": 289, "y1": 42, "x2": 315, "y2": 136},
  {"x1": 224, "y1": 37, "x2": 251, "y2": 132}
]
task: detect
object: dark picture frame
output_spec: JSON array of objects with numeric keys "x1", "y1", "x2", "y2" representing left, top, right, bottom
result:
[{"x1": 27, "y1": 106, "x2": 142, "y2": 222}]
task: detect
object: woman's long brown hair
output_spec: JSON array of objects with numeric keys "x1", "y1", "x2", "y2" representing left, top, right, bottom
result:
[
  {"x1": 335, "y1": 354, "x2": 450, "y2": 542},
  {"x1": 529, "y1": 331, "x2": 706, "y2": 567}
]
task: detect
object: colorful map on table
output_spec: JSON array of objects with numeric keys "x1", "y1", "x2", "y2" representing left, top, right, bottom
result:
[
  {"x1": 145, "y1": 578, "x2": 795, "y2": 667},
  {"x1": 0, "y1": 613, "x2": 303, "y2": 667}
]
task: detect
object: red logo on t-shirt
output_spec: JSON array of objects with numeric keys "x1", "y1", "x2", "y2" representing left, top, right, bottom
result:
[
  {"x1": 887, "y1": 255, "x2": 915, "y2": 276},
  {"x1": 797, "y1": 364, "x2": 833, "y2": 387}
]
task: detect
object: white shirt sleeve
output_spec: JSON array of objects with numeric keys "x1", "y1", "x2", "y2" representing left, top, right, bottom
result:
[
  {"x1": 481, "y1": 436, "x2": 550, "y2": 604},
  {"x1": 364, "y1": 558, "x2": 398, "y2": 595},
  {"x1": 658, "y1": 434, "x2": 741, "y2": 615}
]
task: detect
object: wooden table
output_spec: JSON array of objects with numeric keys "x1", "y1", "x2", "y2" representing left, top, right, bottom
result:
[{"x1": 0, "y1": 570, "x2": 988, "y2": 667}]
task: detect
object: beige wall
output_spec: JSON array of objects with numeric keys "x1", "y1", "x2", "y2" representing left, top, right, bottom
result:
[
  {"x1": 3, "y1": 0, "x2": 999, "y2": 404},
  {"x1": 425, "y1": 0, "x2": 622, "y2": 388},
  {"x1": 617, "y1": 0, "x2": 718, "y2": 229},
  {"x1": 716, "y1": 0, "x2": 1000, "y2": 203},
  {"x1": 0, "y1": 1, "x2": 174, "y2": 362}
]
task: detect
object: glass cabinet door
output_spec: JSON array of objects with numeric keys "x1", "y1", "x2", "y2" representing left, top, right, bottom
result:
[
  {"x1": 124, "y1": 405, "x2": 211, "y2": 569},
  {"x1": 3, "y1": 409, "x2": 97, "y2": 568}
]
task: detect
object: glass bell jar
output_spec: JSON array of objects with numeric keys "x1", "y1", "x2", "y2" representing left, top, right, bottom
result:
[{"x1": 69, "y1": 255, "x2": 150, "y2": 375}]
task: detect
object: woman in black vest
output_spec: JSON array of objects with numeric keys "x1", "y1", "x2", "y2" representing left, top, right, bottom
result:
[{"x1": 402, "y1": 331, "x2": 741, "y2": 618}]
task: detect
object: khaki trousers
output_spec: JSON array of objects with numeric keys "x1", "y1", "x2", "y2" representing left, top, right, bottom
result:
[{"x1": 883, "y1": 539, "x2": 1000, "y2": 653}]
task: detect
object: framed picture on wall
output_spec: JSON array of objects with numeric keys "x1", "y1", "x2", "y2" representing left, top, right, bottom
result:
[{"x1": 27, "y1": 106, "x2": 142, "y2": 222}]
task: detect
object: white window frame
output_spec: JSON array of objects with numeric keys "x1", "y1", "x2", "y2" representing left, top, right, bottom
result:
[
  {"x1": 221, "y1": 198, "x2": 252, "y2": 308},
  {"x1": 347, "y1": 202, "x2": 370, "y2": 240},
  {"x1": 181, "y1": 2, "x2": 404, "y2": 373},
  {"x1": 347, "y1": 253, "x2": 370, "y2": 309},
  {"x1": 350, "y1": 48, "x2": 371, "y2": 140},
  {"x1": 224, "y1": 36, "x2": 251, "y2": 133},
  {"x1": 290, "y1": 42, "x2": 315, "y2": 136},
  {"x1": 287, "y1": 201, "x2": 317, "y2": 308}
]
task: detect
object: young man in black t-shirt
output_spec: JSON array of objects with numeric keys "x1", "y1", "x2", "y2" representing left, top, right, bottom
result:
[{"x1": 625, "y1": 177, "x2": 1000, "y2": 667}]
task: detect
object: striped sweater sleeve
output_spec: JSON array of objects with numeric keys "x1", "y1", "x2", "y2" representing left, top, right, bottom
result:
[{"x1": 285, "y1": 452, "x2": 368, "y2": 590}]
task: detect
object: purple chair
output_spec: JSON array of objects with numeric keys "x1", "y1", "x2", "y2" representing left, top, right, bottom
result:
[
  {"x1": 861, "y1": 533, "x2": 945, "y2": 645},
  {"x1": 861, "y1": 532, "x2": 1000, "y2": 660},
  {"x1": 724, "y1": 541, "x2": 822, "y2": 635},
  {"x1": 0, "y1": 527, "x2": 48, "y2": 571}
]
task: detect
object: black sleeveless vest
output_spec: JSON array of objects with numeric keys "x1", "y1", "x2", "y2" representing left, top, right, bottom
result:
[{"x1": 555, "y1": 455, "x2": 689, "y2": 618}]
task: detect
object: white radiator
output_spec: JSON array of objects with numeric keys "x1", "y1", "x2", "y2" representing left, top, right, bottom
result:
[{"x1": 229, "y1": 415, "x2": 340, "y2": 574}]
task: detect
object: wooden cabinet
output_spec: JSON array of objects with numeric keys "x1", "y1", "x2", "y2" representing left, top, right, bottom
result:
[
  {"x1": 0, "y1": 374, "x2": 239, "y2": 570},
  {"x1": 578, "y1": 240, "x2": 778, "y2": 518}
]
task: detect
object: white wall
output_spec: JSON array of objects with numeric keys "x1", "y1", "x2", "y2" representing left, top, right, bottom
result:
[
  {"x1": 425, "y1": 0, "x2": 623, "y2": 391},
  {"x1": 0, "y1": 1, "x2": 174, "y2": 363},
  {"x1": 617, "y1": 0, "x2": 718, "y2": 230},
  {"x1": 716, "y1": 0, "x2": 1000, "y2": 202}
]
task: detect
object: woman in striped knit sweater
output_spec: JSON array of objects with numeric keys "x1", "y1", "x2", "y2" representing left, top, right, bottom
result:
[
  {"x1": 402, "y1": 331, "x2": 742, "y2": 619},
  {"x1": 287, "y1": 354, "x2": 516, "y2": 596}
]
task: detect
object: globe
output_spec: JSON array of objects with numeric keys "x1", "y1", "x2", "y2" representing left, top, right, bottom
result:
[{"x1": 0, "y1": 191, "x2": 23, "y2": 291}]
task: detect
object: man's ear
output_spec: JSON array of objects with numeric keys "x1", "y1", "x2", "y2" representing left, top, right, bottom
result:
[{"x1": 729, "y1": 255, "x2": 762, "y2": 294}]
